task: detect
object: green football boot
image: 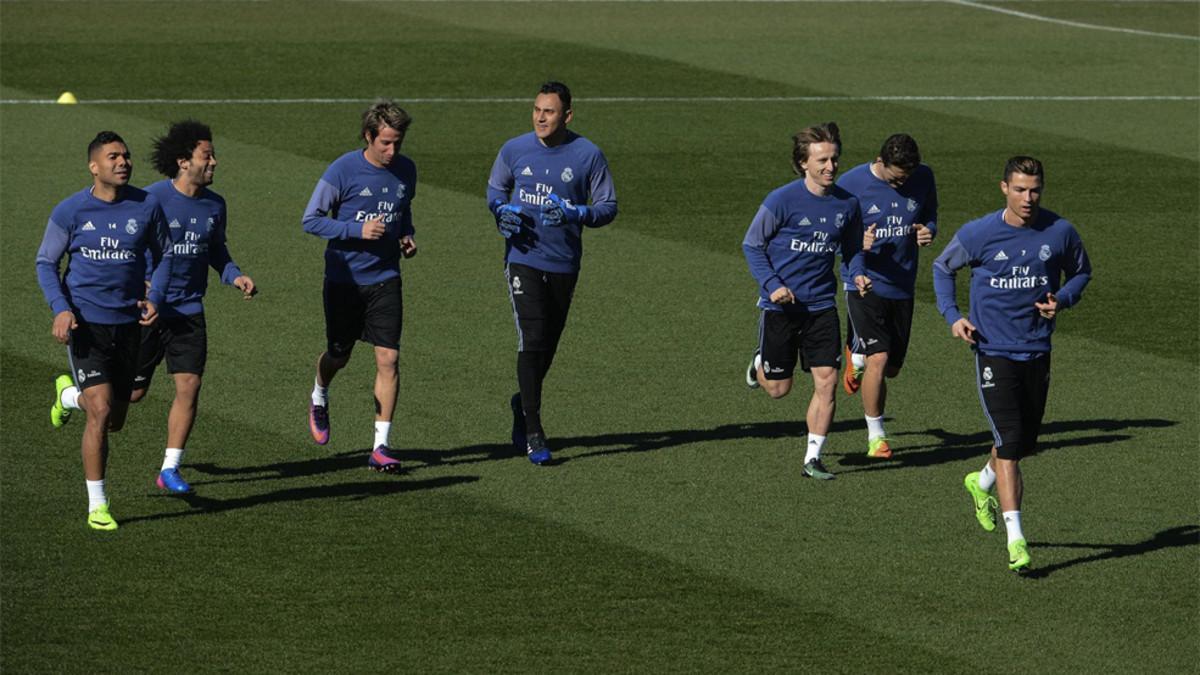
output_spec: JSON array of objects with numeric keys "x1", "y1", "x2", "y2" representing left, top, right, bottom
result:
[
  {"x1": 1007, "y1": 538, "x2": 1031, "y2": 572},
  {"x1": 963, "y1": 471, "x2": 998, "y2": 532},
  {"x1": 87, "y1": 504, "x2": 118, "y2": 531},
  {"x1": 51, "y1": 374, "x2": 74, "y2": 428}
]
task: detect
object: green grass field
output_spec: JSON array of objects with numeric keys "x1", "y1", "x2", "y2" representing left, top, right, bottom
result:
[{"x1": 2, "y1": 1, "x2": 1197, "y2": 671}]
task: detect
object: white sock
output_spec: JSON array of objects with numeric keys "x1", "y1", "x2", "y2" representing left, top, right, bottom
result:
[
  {"x1": 754, "y1": 352, "x2": 762, "y2": 371},
  {"x1": 62, "y1": 385, "x2": 81, "y2": 410},
  {"x1": 978, "y1": 463, "x2": 997, "y2": 491},
  {"x1": 311, "y1": 378, "x2": 328, "y2": 407},
  {"x1": 1003, "y1": 511, "x2": 1024, "y2": 544},
  {"x1": 804, "y1": 434, "x2": 826, "y2": 463},
  {"x1": 865, "y1": 415, "x2": 886, "y2": 440},
  {"x1": 851, "y1": 352, "x2": 866, "y2": 369},
  {"x1": 161, "y1": 447, "x2": 185, "y2": 471},
  {"x1": 86, "y1": 479, "x2": 107, "y2": 512},
  {"x1": 374, "y1": 421, "x2": 391, "y2": 449}
]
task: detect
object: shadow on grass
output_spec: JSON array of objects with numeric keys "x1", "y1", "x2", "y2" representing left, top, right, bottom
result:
[
  {"x1": 122, "y1": 474, "x2": 479, "y2": 525},
  {"x1": 408, "y1": 419, "x2": 866, "y2": 469},
  {"x1": 833, "y1": 417, "x2": 1176, "y2": 474},
  {"x1": 1023, "y1": 524, "x2": 1200, "y2": 579}
]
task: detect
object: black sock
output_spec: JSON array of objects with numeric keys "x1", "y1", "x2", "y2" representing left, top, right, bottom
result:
[{"x1": 517, "y1": 351, "x2": 544, "y2": 436}]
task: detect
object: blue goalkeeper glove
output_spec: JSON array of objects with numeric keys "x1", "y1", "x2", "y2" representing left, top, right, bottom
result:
[
  {"x1": 540, "y1": 193, "x2": 588, "y2": 227},
  {"x1": 493, "y1": 203, "x2": 524, "y2": 239}
]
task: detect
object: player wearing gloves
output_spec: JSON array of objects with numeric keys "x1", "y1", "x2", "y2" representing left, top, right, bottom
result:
[{"x1": 486, "y1": 81, "x2": 618, "y2": 465}]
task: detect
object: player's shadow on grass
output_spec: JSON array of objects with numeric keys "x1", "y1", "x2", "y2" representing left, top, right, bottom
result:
[
  {"x1": 188, "y1": 449, "x2": 399, "y2": 485},
  {"x1": 122, "y1": 474, "x2": 479, "y2": 525},
  {"x1": 410, "y1": 419, "x2": 866, "y2": 468},
  {"x1": 832, "y1": 417, "x2": 1176, "y2": 474},
  {"x1": 1022, "y1": 524, "x2": 1199, "y2": 579}
]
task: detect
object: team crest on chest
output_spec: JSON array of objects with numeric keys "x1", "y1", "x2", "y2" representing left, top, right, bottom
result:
[
  {"x1": 835, "y1": 213, "x2": 845, "y2": 229},
  {"x1": 125, "y1": 219, "x2": 139, "y2": 235},
  {"x1": 561, "y1": 167, "x2": 574, "y2": 183},
  {"x1": 907, "y1": 199, "x2": 918, "y2": 212},
  {"x1": 1038, "y1": 244, "x2": 1052, "y2": 261}
]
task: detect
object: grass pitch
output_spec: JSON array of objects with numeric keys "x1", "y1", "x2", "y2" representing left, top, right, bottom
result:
[{"x1": 2, "y1": 2, "x2": 1197, "y2": 672}]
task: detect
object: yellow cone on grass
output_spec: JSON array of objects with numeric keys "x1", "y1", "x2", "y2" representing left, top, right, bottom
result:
[{"x1": 57, "y1": 92, "x2": 77, "y2": 105}]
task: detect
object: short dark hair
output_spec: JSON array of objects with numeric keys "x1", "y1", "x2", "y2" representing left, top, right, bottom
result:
[
  {"x1": 538, "y1": 81, "x2": 572, "y2": 111},
  {"x1": 1004, "y1": 156, "x2": 1044, "y2": 183},
  {"x1": 361, "y1": 100, "x2": 412, "y2": 142},
  {"x1": 878, "y1": 134, "x2": 921, "y2": 172},
  {"x1": 151, "y1": 120, "x2": 212, "y2": 178},
  {"x1": 791, "y1": 122, "x2": 840, "y2": 175},
  {"x1": 87, "y1": 131, "x2": 126, "y2": 159}
]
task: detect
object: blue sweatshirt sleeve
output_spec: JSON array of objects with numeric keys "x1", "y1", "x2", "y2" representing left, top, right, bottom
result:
[
  {"x1": 35, "y1": 217, "x2": 72, "y2": 316},
  {"x1": 1054, "y1": 226, "x2": 1092, "y2": 309},
  {"x1": 398, "y1": 168, "x2": 416, "y2": 238},
  {"x1": 209, "y1": 200, "x2": 243, "y2": 285},
  {"x1": 145, "y1": 204, "x2": 172, "y2": 309},
  {"x1": 922, "y1": 178, "x2": 939, "y2": 237},
  {"x1": 742, "y1": 204, "x2": 786, "y2": 296},
  {"x1": 932, "y1": 233, "x2": 972, "y2": 325},
  {"x1": 303, "y1": 178, "x2": 362, "y2": 240},
  {"x1": 582, "y1": 150, "x2": 617, "y2": 228},
  {"x1": 486, "y1": 149, "x2": 514, "y2": 214},
  {"x1": 841, "y1": 202, "x2": 866, "y2": 280}
]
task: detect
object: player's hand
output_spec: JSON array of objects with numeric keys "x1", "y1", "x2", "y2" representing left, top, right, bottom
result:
[
  {"x1": 360, "y1": 215, "x2": 386, "y2": 240},
  {"x1": 495, "y1": 205, "x2": 523, "y2": 239},
  {"x1": 138, "y1": 300, "x2": 159, "y2": 326},
  {"x1": 1035, "y1": 292, "x2": 1058, "y2": 319},
  {"x1": 233, "y1": 275, "x2": 257, "y2": 299},
  {"x1": 769, "y1": 286, "x2": 795, "y2": 305},
  {"x1": 915, "y1": 223, "x2": 934, "y2": 247},
  {"x1": 52, "y1": 310, "x2": 76, "y2": 344},
  {"x1": 951, "y1": 317, "x2": 978, "y2": 345},
  {"x1": 863, "y1": 224, "x2": 877, "y2": 251},
  {"x1": 854, "y1": 274, "x2": 873, "y2": 296},
  {"x1": 400, "y1": 235, "x2": 418, "y2": 259},
  {"x1": 540, "y1": 193, "x2": 588, "y2": 227}
]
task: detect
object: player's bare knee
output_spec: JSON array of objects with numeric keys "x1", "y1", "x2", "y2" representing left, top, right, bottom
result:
[
  {"x1": 128, "y1": 388, "x2": 147, "y2": 403},
  {"x1": 374, "y1": 348, "x2": 399, "y2": 373},
  {"x1": 175, "y1": 373, "x2": 202, "y2": 400},
  {"x1": 764, "y1": 379, "x2": 792, "y2": 399}
]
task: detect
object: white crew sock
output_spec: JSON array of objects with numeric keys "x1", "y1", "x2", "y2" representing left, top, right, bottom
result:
[
  {"x1": 865, "y1": 415, "x2": 886, "y2": 440},
  {"x1": 978, "y1": 463, "x2": 997, "y2": 491},
  {"x1": 62, "y1": 385, "x2": 81, "y2": 410},
  {"x1": 804, "y1": 434, "x2": 826, "y2": 463},
  {"x1": 1003, "y1": 511, "x2": 1024, "y2": 544},
  {"x1": 161, "y1": 447, "x2": 185, "y2": 472},
  {"x1": 851, "y1": 352, "x2": 866, "y2": 369},
  {"x1": 86, "y1": 479, "x2": 107, "y2": 512},
  {"x1": 374, "y1": 421, "x2": 391, "y2": 449},
  {"x1": 311, "y1": 378, "x2": 328, "y2": 407},
  {"x1": 754, "y1": 352, "x2": 762, "y2": 372}
]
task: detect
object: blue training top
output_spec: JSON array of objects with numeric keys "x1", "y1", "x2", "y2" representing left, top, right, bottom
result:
[
  {"x1": 487, "y1": 131, "x2": 618, "y2": 274},
  {"x1": 302, "y1": 149, "x2": 417, "y2": 285},
  {"x1": 836, "y1": 162, "x2": 939, "y2": 300},
  {"x1": 144, "y1": 179, "x2": 243, "y2": 317},
  {"x1": 933, "y1": 207, "x2": 1092, "y2": 358},
  {"x1": 743, "y1": 178, "x2": 866, "y2": 313},
  {"x1": 36, "y1": 186, "x2": 172, "y2": 325}
]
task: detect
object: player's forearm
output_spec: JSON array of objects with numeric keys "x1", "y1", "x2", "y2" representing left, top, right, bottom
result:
[
  {"x1": 583, "y1": 199, "x2": 617, "y2": 228},
  {"x1": 743, "y1": 245, "x2": 784, "y2": 295},
  {"x1": 1056, "y1": 271, "x2": 1091, "y2": 309},
  {"x1": 35, "y1": 224, "x2": 71, "y2": 314}
]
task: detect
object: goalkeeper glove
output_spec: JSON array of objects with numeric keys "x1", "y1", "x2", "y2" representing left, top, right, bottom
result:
[{"x1": 540, "y1": 193, "x2": 588, "y2": 227}]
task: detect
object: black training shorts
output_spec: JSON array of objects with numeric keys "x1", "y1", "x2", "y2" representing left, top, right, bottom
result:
[
  {"x1": 757, "y1": 307, "x2": 840, "y2": 380},
  {"x1": 845, "y1": 291, "x2": 914, "y2": 369},
  {"x1": 324, "y1": 276, "x2": 403, "y2": 357},
  {"x1": 133, "y1": 312, "x2": 208, "y2": 390},
  {"x1": 68, "y1": 316, "x2": 140, "y2": 400},
  {"x1": 976, "y1": 352, "x2": 1051, "y2": 460}
]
